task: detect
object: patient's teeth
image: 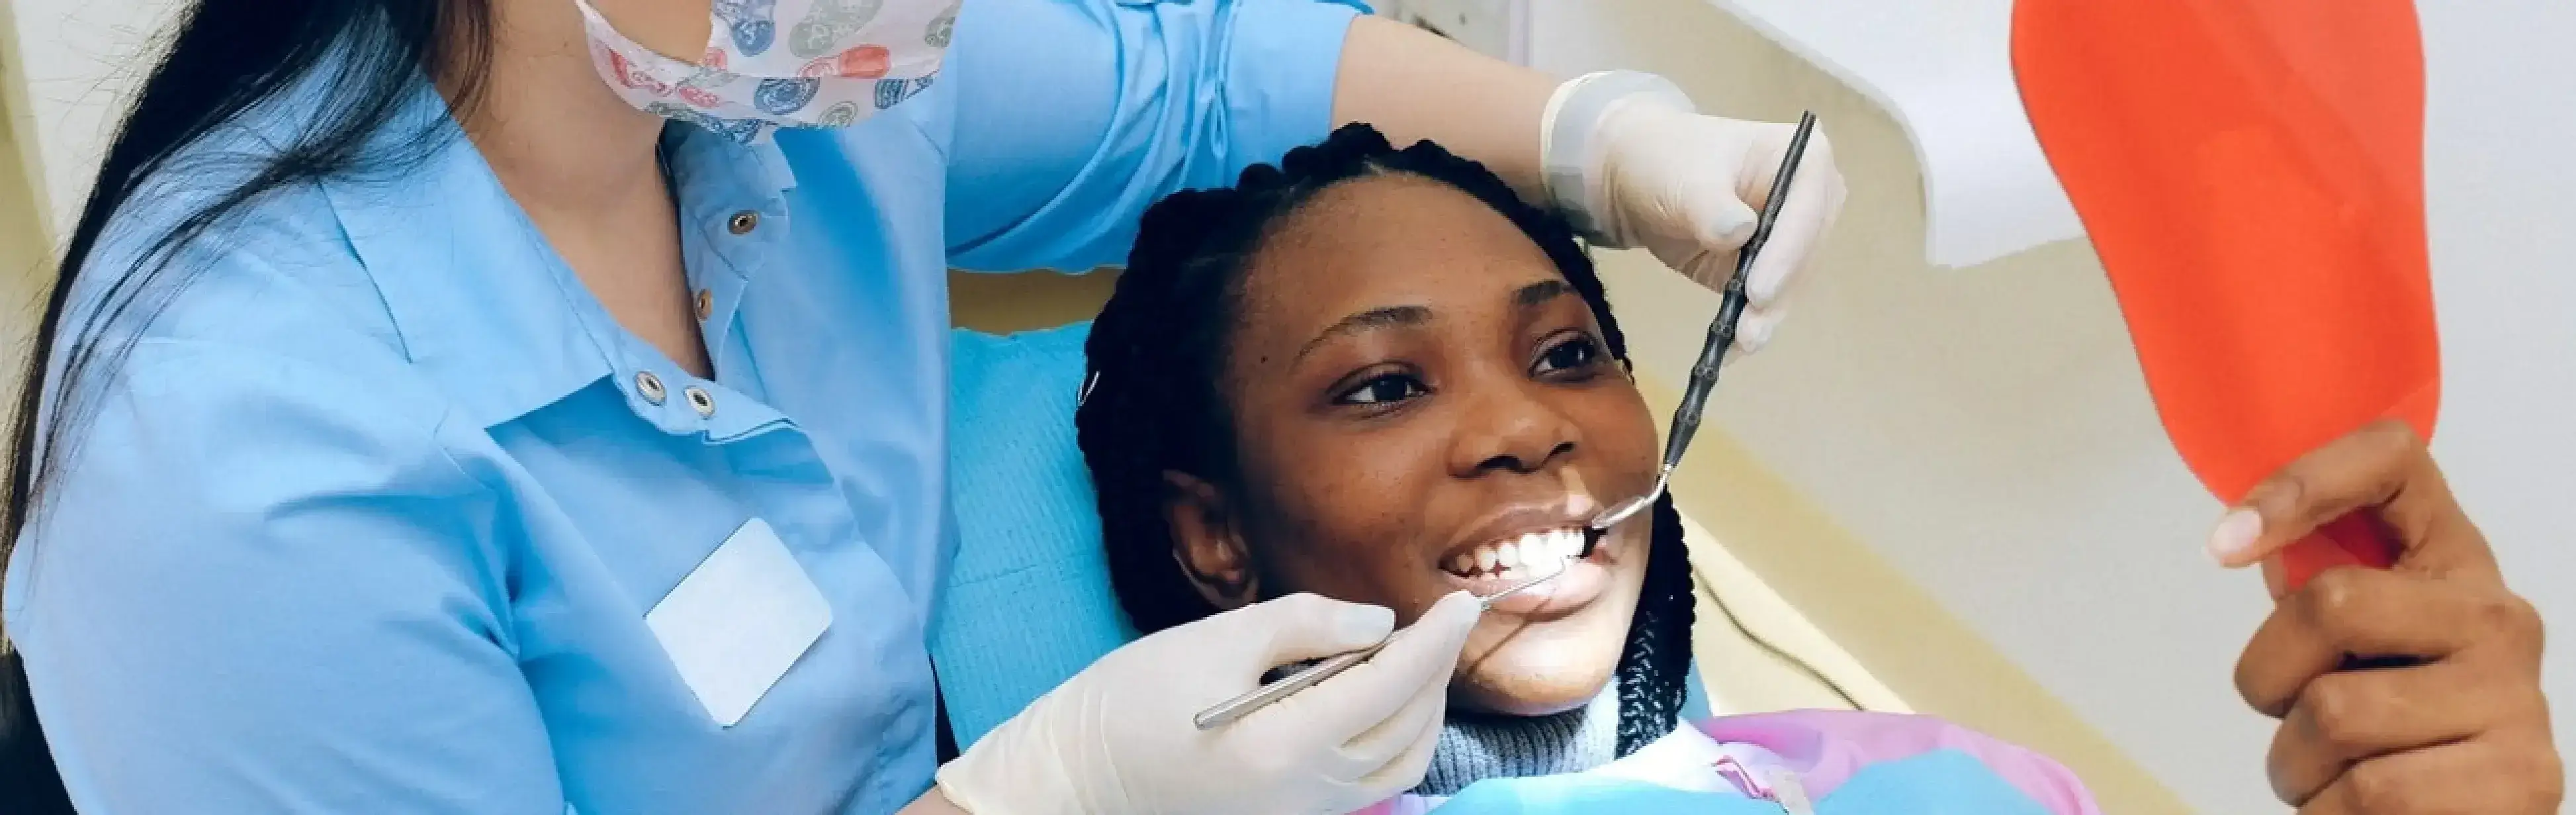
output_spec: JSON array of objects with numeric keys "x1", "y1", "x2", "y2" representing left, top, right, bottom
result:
[{"x1": 1458, "y1": 529, "x2": 1593, "y2": 580}]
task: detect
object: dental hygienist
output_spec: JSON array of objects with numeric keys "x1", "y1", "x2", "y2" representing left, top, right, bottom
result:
[{"x1": 0, "y1": 1, "x2": 1843, "y2": 813}]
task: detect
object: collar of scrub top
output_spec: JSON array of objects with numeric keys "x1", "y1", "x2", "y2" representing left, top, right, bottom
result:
[{"x1": 316, "y1": 78, "x2": 801, "y2": 430}]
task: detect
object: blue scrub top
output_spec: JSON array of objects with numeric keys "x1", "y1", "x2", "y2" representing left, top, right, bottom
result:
[{"x1": 3, "y1": 1, "x2": 1364, "y2": 812}]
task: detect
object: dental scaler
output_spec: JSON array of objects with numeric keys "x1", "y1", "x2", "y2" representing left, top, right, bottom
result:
[{"x1": 1584, "y1": 111, "x2": 1820, "y2": 556}]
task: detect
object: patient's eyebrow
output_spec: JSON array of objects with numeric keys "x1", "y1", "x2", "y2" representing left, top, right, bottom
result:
[
  {"x1": 1291, "y1": 281, "x2": 1573, "y2": 363},
  {"x1": 1297, "y1": 305, "x2": 1432, "y2": 362},
  {"x1": 1513, "y1": 279, "x2": 1572, "y2": 309}
]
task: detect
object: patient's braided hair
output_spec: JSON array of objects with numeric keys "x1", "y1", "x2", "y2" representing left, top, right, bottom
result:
[{"x1": 1075, "y1": 123, "x2": 1695, "y2": 756}]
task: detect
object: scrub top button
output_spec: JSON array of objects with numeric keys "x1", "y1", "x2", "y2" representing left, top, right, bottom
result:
[
  {"x1": 635, "y1": 371, "x2": 668, "y2": 405},
  {"x1": 727, "y1": 211, "x2": 760, "y2": 235},
  {"x1": 685, "y1": 386, "x2": 717, "y2": 418},
  {"x1": 695, "y1": 289, "x2": 714, "y2": 321}
]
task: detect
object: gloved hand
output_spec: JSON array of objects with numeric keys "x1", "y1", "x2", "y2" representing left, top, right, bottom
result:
[
  {"x1": 1541, "y1": 72, "x2": 1848, "y2": 360},
  {"x1": 935, "y1": 591, "x2": 1484, "y2": 815}
]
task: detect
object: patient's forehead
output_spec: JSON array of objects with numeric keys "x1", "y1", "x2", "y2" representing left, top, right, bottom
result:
[{"x1": 1233, "y1": 174, "x2": 1562, "y2": 353}]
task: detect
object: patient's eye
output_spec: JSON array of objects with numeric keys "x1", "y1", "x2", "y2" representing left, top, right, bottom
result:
[
  {"x1": 1337, "y1": 372, "x2": 1429, "y2": 406},
  {"x1": 1532, "y1": 335, "x2": 1605, "y2": 377}
]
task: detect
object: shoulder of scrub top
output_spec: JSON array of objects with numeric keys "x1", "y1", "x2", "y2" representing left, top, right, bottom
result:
[
  {"x1": 34, "y1": 169, "x2": 470, "y2": 496},
  {"x1": 7, "y1": 99, "x2": 552, "y2": 802},
  {"x1": 58, "y1": 66, "x2": 429, "y2": 377},
  {"x1": 53, "y1": 173, "x2": 430, "y2": 426},
  {"x1": 33, "y1": 74, "x2": 480, "y2": 518},
  {"x1": 11, "y1": 93, "x2": 506, "y2": 615}
]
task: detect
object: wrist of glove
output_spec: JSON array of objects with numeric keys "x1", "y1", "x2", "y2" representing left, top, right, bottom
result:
[
  {"x1": 935, "y1": 591, "x2": 1482, "y2": 815},
  {"x1": 1541, "y1": 71, "x2": 1847, "y2": 359}
]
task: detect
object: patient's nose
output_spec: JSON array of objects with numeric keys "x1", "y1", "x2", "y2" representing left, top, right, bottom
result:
[{"x1": 1448, "y1": 378, "x2": 1580, "y2": 477}]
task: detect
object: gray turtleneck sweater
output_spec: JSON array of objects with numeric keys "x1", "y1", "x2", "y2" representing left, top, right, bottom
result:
[{"x1": 1412, "y1": 685, "x2": 1624, "y2": 797}]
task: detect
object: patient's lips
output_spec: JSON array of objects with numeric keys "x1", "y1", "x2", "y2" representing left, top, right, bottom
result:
[{"x1": 1437, "y1": 520, "x2": 1611, "y2": 620}]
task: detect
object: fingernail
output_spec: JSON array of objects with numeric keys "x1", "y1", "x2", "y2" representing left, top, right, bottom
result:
[
  {"x1": 1435, "y1": 592, "x2": 1482, "y2": 631},
  {"x1": 2207, "y1": 509, "x2": 2264, "y2": 565},
  {"x1": 1702, "y1": 205, "x2": 1757, "y2": 248},
  {"x1": 1740, "y1": 313, "x2": 1778, "y2": 350},
  {"x1": 1339, "y1": 604, "x2": 1396, "y2": 643}
]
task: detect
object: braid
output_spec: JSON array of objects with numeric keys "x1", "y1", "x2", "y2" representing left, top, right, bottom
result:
[
  {"x1": 1617, "y1": 497, "x2": 1695, "y2": 754},
  {"x1": 1081, "y1": 185, "x2": 1261, "y2": 636},
  {"x1": 1077, "y1": 123, "x2": 1694, "y2": 755}
]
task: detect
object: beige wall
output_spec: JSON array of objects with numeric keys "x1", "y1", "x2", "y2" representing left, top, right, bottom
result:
[
  {"x1": 947, "y1": 269, "x2": 1118, "y2": 334},
  {"x1": 2, "y1": 0, "x2": 56, "y2": 423},
  {"x1": 1633, "y1": 373, "x2": 2187, "y2": 813}
]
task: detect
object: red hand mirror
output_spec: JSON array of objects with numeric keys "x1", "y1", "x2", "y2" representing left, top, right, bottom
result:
[{"x1": 2012, "y1": 0, "x2": 2440, "y2": 593}]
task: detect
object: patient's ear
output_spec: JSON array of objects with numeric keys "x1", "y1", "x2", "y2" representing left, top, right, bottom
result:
[{"x1": 1163, "y1": 471, "x2": 1257, "y2": 611}]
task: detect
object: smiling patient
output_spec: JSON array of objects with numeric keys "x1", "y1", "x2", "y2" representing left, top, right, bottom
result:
[
  {"x1": 1079, "y1": 122, "x2": 1693, "y2": 794},
  {"x1": 1072, "y1": 124, "x2": 2100, "y2": 812}
]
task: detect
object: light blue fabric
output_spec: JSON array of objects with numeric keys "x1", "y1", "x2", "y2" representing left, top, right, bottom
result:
[
  {"x1": 934, "y1": 323, "x2": 1133, "y2": 747},
  {"x1": 1436, "y1": 775, "x2": 1775, "y2": 814},
  {"x1": 1816, "y1": 749, "x2": 2056, "y2": 814},
  {"x1": 2, "y1": 2, "x2": 1364, "y2": 813},
  {"x1": 1429, "y1": 748, "x2": 2055, "y2": 814}
]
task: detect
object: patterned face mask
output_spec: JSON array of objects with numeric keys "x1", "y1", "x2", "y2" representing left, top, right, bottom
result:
[{"x1": 578, "y1": 0, "x2": 957, "y2": 144}]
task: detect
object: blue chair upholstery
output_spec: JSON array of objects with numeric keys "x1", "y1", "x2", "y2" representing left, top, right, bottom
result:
[{"x1": 933, "y1": 323, "x2": 1132, "y2": 747}]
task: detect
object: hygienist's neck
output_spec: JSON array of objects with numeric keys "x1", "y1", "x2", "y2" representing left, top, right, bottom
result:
[{"x1": 447, "y1": 0, "x2": 670, "y2": 221}]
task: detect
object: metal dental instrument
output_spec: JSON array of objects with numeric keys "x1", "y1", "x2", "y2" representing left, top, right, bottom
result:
[
  {"x1": 1191, "y1": 561, "x2": 1574, "y2": 731},
  {"x1": 1583, "y1": 111, "x2": 1821, "y2": 555}
]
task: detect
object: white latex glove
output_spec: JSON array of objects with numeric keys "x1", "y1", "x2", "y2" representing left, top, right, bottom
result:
[
  {"x1": 1541, "y1": 71, "x2": 1848, "y2": 359},
  {"x1": 935, "y1": 591, "x2": 1484, "y2": 815}
]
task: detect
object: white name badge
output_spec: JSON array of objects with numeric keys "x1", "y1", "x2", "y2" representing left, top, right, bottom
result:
[{"x1": 646, "y1": 518, "x2": 834, "y2": 727}]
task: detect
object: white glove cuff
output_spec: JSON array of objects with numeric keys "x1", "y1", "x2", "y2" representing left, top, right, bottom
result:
[{"x1": 1539, "y1": 70, "x2": 1695, "y2": 242}]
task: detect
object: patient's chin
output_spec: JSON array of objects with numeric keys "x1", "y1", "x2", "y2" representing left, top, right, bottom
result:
[{"x1": 1448, "y1": 617, "x2": 1630, "y2": 717}]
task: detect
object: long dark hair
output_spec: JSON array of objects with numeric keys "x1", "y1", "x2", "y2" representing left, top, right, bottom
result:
[
  {"x1": 1, "y1": 1, "x2": 494, "y2": 807},
  {"x1": 1075, "y1": 124, "x2": 1697, "y2": 757}
]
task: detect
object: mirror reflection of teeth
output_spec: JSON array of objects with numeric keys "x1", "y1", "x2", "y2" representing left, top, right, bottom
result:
[{"x1": 1444, "y1": 528, "x2": 1586, "y2": 580}]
